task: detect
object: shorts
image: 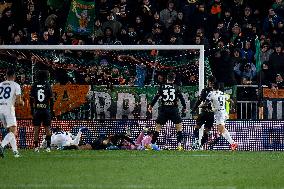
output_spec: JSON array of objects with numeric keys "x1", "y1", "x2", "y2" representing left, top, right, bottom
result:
[
  {"x1": 0, "y1": 110, "x2": 17, "y2": 128},
  {"x1": 156, "y1": 106, "x2": 182, "y2": 125},
  {"x1": 214, "y1": 110, "x2": 227, "y2": 125},
  {"x1": 33, "y1": 109, "x2": 51, "y2": 127},
  {"x1": 196, "y1": 111, "x2": 214, "y2": 129}
]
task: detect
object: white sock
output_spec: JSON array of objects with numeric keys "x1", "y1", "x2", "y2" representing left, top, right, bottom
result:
[
  {"x1": 72, "y1": 131, "x2": 82, "y2": 146},
  {"x1": 198, "y1": 125, "x2": 204, "y2": 145},
  {"x1": 222, "y1": 129, "x2": 234, "y2": 144},
  {"x1": 1, "y1": 132, "x2": 13, "y2": 148},
  {"x1": 10, "y1": 133, "x2": 18, "y2": 152}
]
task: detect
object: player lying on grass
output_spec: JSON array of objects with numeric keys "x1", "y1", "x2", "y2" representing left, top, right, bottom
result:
[
  {"x1": 79, "y1": 131, "x2": 135, "y2": 150},
  {"x1": 78, "y1": 127, "x2": 160, "y2": 151},
  {"x1": 40, "y1": 127, "x2": 88, "y2": 150}
]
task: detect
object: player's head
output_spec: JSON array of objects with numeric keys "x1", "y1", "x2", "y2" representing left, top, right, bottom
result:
[
  {"x1": 218, "y1": 82, "x2": 225, "y2": 92},
  {"x1": 6, "y1": 69, "x2": 16, "y2": 81},
  {"x1": 37, "y1": 70, "x2": 50, "y2": 83},
  {"x1": 167, "y1": 72, "x2": 176, "y2": 83},
  {"x1": 207, "y1": 75, "x2": 216, "y2": 87},
  {"x1": 213, "y1": 82, "x2": 223, "y2": 91}
]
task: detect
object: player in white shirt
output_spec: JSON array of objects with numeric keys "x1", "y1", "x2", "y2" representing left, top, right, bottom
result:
[
  {"x1": 206, "y1": 83, "x2": 238, "y2": 151},
  {"x1": 40, "y1": 127, "x2": 88, "y2": 150},
  {"x1": 0, "y1": 69, "x2": 24, "y2": 158}
]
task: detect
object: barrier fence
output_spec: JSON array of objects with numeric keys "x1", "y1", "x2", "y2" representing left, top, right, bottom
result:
[{"x1": 1, "y1": 120, "x2": 283, "y2": 151}]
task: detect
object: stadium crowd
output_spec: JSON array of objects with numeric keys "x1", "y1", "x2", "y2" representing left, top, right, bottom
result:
[{"x1": 0, "y1": 0, "x2": 284, "y2": 89}]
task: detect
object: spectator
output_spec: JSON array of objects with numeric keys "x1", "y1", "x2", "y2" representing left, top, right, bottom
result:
[
  {"x1": 263, "y1": 8, "x2": 282, "y2": 35},
  {"x1": 159, "y1": 0, "x2": 177, "y2": 29},
  {"x1": 234, "y1": 62, "x2": 257, "y2": 83},
  {"x1": 268, "y1": 42, "x2": 284, "y2": 77}
]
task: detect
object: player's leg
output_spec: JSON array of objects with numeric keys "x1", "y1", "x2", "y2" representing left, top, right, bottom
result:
[
  {"x1": 33, "y1": 126, "x2": 40, "y2": 152},
  {"x1": 32, "y1": 110, "x2": 42, "y2": 152},
  {"x1": 43, "y1": 110, "x2": 52, "y2": 152},
  {"x1": 175, "y1": 123, "x2": 183, "y2": 150},
  {"x1": 192, "y1": 112, "x2": 205, "y2": 149},
  {"x1": 151, "y1": 107, "x2": 166, "y2": 145},
  {"x1": 172, "y1": 107, "x2": 184, "y2": 150},
  {"x1": 216, "y1": 112, "x2": 238, "y2": 150},
  {"x1": 135, "y1": 130, "x2": 145, "y2": 146},
  {"x1": 71, "y1": 131, "x2": 82, "y2": 146},
  {"x1": 1, "y1": 112, "x2": 20, "y2": 157},
  {"x1": 151, "y1": 123, "x2": 162, "y2": 144},
  {"x1": 200, "y1": 112, "x2": 215, "y2": 148}
]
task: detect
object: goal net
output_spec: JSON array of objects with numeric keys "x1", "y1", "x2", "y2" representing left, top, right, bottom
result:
[{"x1": 0, "y1": 45, "x2": 206, "y2": 121}]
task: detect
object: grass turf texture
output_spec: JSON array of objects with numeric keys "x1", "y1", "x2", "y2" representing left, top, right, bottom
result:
[{"x1": 0, "y1": 150, "x2": 283, "y2": 189}]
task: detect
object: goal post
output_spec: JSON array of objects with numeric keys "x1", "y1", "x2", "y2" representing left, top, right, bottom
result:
[{"x1": 0, "y1": 45, "x2": 205, "y2": 94}]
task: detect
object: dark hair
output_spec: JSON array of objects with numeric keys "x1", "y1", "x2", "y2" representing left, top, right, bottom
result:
[
  {"x1": 37, "y1": 70, "x2": 49, "y2": 82},
  {"x1": 6, "y1": 69, "x2": 16, "y2": 77},
  {"x1": 167, "y1": 72, "x2": 176, "y2": 82}
]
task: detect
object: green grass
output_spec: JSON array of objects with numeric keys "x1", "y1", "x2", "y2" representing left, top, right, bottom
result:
[{"x1": 0, "y1": 150, "x2": 284, "y2": 189}]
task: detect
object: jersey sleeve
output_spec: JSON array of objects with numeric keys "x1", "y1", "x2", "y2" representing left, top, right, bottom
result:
[
  {"x1": 46, "y1": 84, "x2": 53, "y2": 99},
  {"x1": 206, "y1": 92, "x2": 212, "y2": 101},
  {"x1": 15, "y1": 83, "x2": 21, "y2": 95},
  {"x1": 150, "y1": 86, "x2": 162, "y2": 107}
]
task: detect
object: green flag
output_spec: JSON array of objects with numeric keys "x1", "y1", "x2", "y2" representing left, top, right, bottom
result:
[
  {"x1": 65, "y1": 0, "x2": 95, "y2": 35},
  {"x1": 255, "y1": 37, "x2": 262, "y2": 72}
]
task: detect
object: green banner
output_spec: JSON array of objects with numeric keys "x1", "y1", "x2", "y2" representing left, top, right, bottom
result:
[
  {"x1": 85, "y1": 85, "x2": 237, "y2": 120},
  {"x1": 65, "y1": 0, "x2": 95, "y2": 35}
]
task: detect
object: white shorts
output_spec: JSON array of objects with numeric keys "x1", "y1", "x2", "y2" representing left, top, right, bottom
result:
[
  {"x1": 0, "y1": 109, "x2": 17, "y2": 128},
  {"x1": 214, "y1": 110, "x2": 227, "y2": 125}
]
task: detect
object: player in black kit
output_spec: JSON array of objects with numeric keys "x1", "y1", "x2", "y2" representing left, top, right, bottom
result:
[
  {"x1": 30, "y1": 70, "x2": 54, "y2": 152},
  {"x1": 148, "y1": 72, "x2": 187, "y2": 150},
  {"x1": 191, "y1": 75, "x2": 216, "y2": 150}
]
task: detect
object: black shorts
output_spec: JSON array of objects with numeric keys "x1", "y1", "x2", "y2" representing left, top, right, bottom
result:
[
  {"x1": 196, "y1": 111, "x2": 214, "y2": 130},
  {"x1": 32, "y1": 109, "x2": 52, "y2": 127},
  {"x1": 156, "y1": 106, "x2": 182, "y2": 125}
]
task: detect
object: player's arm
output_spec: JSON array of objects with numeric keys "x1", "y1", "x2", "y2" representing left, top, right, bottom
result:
[
  {"x1": 15, "y1": 84, "x2": 24, "y2": 106},
  {"x1": 148, "y1": 87, "x2": 162, "y2": 112},
  {"x1": 48, "y1": 85, "x2": 55, "y2": 118},
  {"x1": 191, "y1": 89, "x2": 206, "y2": 113},
  {"x1": 177, "y1": 89, "x2": 187, "y2": 112}
]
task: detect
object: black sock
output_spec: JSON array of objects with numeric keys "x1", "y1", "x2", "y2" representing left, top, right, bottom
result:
[
  {"x1": 177, "y1": 131, "x2": 183, "y2": 143},
  {"x1": 193, "y1": 128, "x2": 199, "y2": 139},
  {"x1": 46, "y1": 135, "x2": 51, "y2": 148},
  {"x1": 201, "y1": 132, "x2": 209, "y2": 146},
  {"x1": 151, "y1": 131, "x2": 159, "y2": 144},
  {"x1": 34, "y1": 141, "x2": 39, "y2": 148}
]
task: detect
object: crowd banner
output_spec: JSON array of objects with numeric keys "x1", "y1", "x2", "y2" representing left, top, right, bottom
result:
[
  {"x1": 16, "y1": 84, "x2": 90, "y2": 119},
  {"x1": 65, "y1": 0, "x2": 95, "y2": 35}
]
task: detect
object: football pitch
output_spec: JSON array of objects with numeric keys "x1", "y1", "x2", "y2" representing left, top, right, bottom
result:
[{"x1": 0, "y1": 150, "x2": 284, "y2": 189}]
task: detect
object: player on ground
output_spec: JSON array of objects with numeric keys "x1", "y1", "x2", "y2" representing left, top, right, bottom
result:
[
  {"x1": 206, "y1": 83, "x2": 238, "y2": 151},
  {"x1": 40, "y1": 127, "x2": 88, "y2": 150},
  {"x1": 30, "y1": 70, "x2": 54, "y2": 152},
  {"x1": 0, "y1": 69, "x2": 24, "y2": 158},
  {"x1": 191, "y1": 76, "x2": 216, "y2": 150},
  {"x1": 148, "y1": 72, "x2": 187, "y2": 150}
]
